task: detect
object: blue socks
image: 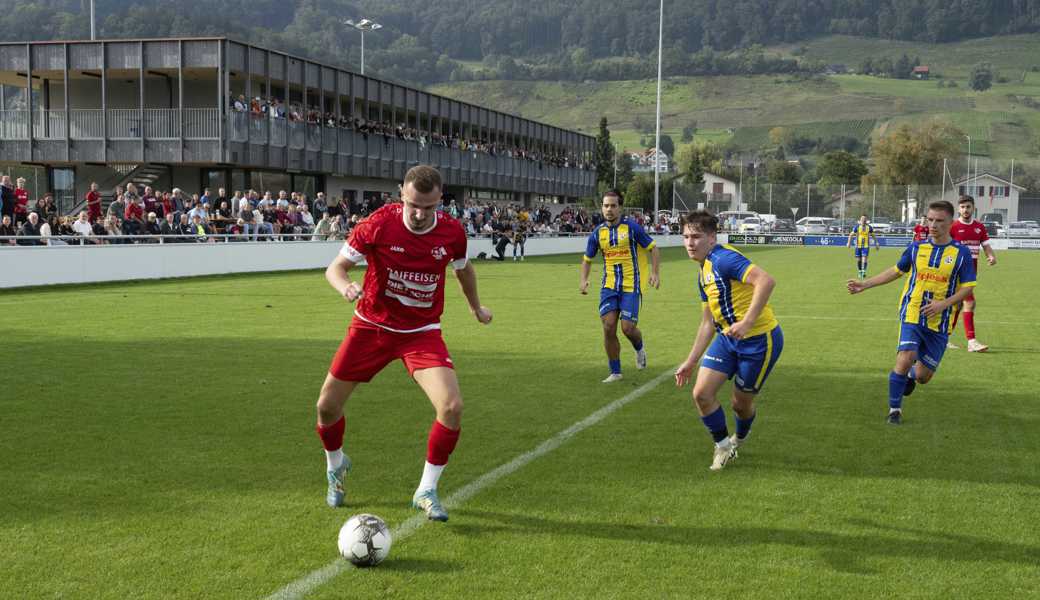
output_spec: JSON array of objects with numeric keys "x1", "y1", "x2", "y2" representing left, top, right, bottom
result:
[
  {"x1": 609, "y1": 359, "x2": 621, "y2": 375},
  {"x1": 632, "y1": 339, "x2": 643, "y2": 352},
  {"x1": 735, "y1": 412, "x2": 755, "y2": 440},
  {"x1": 700, "y1": 407, "x2": 729, "y2": 443},
  {"x1": 888, "y1": 371, "x2": 906, "y2": 410}
]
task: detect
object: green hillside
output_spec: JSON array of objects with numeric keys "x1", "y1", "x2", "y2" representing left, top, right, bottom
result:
[{"x1": 429, "y1": 35, "x2": 1040, "y2": 174}]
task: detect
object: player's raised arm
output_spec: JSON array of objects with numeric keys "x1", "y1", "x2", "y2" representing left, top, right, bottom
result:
[
  {"x1": 675, "y1": 304, "x2": 717, "y2": 387},
  {"x1": 454, "y1": 259, "x2": 492, "y2": 324},
  {"x1": 847, "y1": 266, "x2": 902, "y2": 294}
]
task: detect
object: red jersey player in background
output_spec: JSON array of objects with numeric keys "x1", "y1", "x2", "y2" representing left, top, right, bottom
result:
[
  {"x1": 315, "y1": 165, "x2": 492, "y2": 521},
  {"x1": 949, "y1": 195, "x2": 997, "y2": 352},
  {"x1": 912, "y1": 215, "x2": 929, "y2": 241}
]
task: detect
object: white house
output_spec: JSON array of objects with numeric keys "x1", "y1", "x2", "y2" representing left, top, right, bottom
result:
[
  {"x1": 630, "y1": 148, "x2": 670, "y2": 173},
  {"x1": 700, "y1": 173, "x2": 742, "y2": 212},
  {"x1": 945, "y1": 173, "x2": 1025, "y2": 224}
]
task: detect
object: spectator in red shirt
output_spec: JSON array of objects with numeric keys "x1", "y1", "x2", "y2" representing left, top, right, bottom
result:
[
  {"x1": 13, "y1": 177, "x2": 29, "y2": 225},
  {"x1": 85, "y1": 182, "x2": 102, "y2": 223},
  {"x1": 123, "y1": 195, "x2": 144, "y2": 238}
]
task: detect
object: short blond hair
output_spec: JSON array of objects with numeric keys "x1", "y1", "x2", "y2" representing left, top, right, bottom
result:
[{"x1": 403, "y1": 165, "x2": 442, "y2": 194}]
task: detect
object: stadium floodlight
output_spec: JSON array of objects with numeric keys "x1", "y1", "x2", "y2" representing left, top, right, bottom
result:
[{"x1": 344, "y1": 18, "x2": 383, "y2": 76}]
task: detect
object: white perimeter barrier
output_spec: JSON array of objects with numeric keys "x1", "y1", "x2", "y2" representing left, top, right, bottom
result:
[{"x1": 0, "y1": 235, "x2": 687, "y2": 289}]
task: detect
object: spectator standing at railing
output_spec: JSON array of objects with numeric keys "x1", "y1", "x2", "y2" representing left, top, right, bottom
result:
[
  {"x1": 159, "y1": 211, "x2": 178, "y2": 242},
  {"x1": 72, "y1": 211, "x2": 94, "y2": 242},
  {"x1": 14, "y1": 178, "x2": 29, "y2": 225},
  {"x1": 86, "y1": 182, "x2": 102, "y2": 223},
  {"x1": 200, "y1": 188, "x2": 211, "y2": 207},
  {"x1": 108, "y1": 186, "x2": 126, "y2": 221},
  {"x1": 313, "y1": 212, "x2": 334, "y2": 240},
  {"x1": 143, "y1": 212, "x2": 161, "y2": 242},
  {"x1": 171, "y1": 188, "x2": 186, "y2": 220},
  {"x1": 142, "y1": 186, "x2": 159, "y2": 217},
  {"x1": 313, "y1": 192, "x2": 327, "y2": 218},
  {"x1": 16, "y1": 212, "x2": 42, "y2": 245},
  {"x1": 0, "y1": 175, "x2": 14, "y2": 222},
  {"x1": 123, "y1": 192, "x2": 144, "y2": 237},
  {"x1": 1, "y1": 214, "x2": 16, "y2": 245}
]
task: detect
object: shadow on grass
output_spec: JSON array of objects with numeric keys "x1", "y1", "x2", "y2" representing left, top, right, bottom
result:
[{"x1": 454, "y1": 509, "x2": 1040, "y2": 570}]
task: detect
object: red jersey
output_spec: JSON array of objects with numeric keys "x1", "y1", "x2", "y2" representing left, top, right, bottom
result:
[
  {"x1": 950, "y1": 219, "x2": 989, "y2": 265},
  {"x1": 14, "y1": 188, "x2": 28, "y2": 215},
  {"x1": 912, "y1": 224, "x2": 929, "y2": 241},
  {"x1": 341, "y1": 204, "x2": 468, "y2": 333},
  {"x1": 86, "y1": 190, "x2": 101, "y2": 214}
]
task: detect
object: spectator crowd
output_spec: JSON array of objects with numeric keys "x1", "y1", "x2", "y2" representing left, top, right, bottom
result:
[{"x1": 230, "y1": 94, "x2": 591, "y2": 170}]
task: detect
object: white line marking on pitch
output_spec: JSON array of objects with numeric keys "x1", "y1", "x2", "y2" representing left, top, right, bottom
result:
[{"x1": 263, "y1": 369, "x2": 673, "y2": 600}]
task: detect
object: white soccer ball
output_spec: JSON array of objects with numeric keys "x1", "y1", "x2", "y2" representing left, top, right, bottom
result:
[{"x1": 337, "y1": 514, "x2": 392, "y2": 567}]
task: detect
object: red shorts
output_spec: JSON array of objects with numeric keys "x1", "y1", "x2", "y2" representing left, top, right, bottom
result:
[{"x1": 328, "y1": 319, "x2": 453, "y2": 382}]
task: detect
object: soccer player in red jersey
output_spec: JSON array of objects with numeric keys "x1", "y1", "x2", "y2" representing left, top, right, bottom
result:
[
  {"x1": 912, "y1": 215, "x2": 929, "y2": 242},
  {"x1": 949, "y1": 195, "x2": 997, "y2": 352},
  {"x1": 315, "y1": 165, "x2": 492, "y2": 521}
]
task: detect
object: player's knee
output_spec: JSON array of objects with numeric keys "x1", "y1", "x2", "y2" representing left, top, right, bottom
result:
[
  {"x1": 439, "y1": 395, "x2": 463, "y2": 420},
  {"x1": 620, "y1": 320, "x2": 638, "y2": 337},
  {"x1": 917, "y1": 370, "x2": 934, "y2": 385},
  {"x1": 692, "y1": 387, "x2": 715, "y2": 408}
]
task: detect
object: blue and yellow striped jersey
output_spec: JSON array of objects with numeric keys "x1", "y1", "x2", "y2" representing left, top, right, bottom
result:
[
  {"x1": 698, "y1": 244, "x2": 778, "y2": 338},
  {"x1": 894, "y1": 240, "x2": 976, "y2": 333},
  {"x1": 854, "y1": 224, "x2": 874, "y2": 249},
  {"x1": 583, "y1": 217, "x2": 656, "y2": 293}
]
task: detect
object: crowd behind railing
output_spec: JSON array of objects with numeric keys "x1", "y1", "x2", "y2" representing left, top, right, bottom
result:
[
  {"x1": 2, "y1": 176, "x2": 671, "y2": 247},
  {"x1": 229, "y1": 95, "x2": 592, "y2": 170}
]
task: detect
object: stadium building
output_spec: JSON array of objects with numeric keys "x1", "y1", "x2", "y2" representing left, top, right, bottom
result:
[{"x1": 0, "y1": 37, "x2": 595, "y2": 213}]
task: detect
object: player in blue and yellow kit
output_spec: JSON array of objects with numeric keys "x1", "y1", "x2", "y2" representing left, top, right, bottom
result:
[
  {"x1": 674, "y1": 211, "x2": 783, "y2": 471},
  {"x1": 847, "y1": 201, "x2": 976, "y2": 425},
  {"x1": 846, "y1": 214, "x2": 880, "y2": 279},
  {"x1": 580, "y1": 190, "x2": 660, "y2": 383}
]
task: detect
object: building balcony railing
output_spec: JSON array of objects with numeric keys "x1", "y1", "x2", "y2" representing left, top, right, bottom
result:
[{"x1": 0, "y1": 108, "x2": 221, "y2": 140}]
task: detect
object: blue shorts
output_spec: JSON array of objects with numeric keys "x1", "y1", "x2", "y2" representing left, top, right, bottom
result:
[
  {"x1": 897, "y1": 323, "x2": 948, "y2": 372},
  {"x1": 854, "y1": 247, "x2": 870, "y2": 258},
  {"x1": 701, "y1": 325, "x2": 784, "y2": 393},
  {"x1": 599, "y1": 288, "x2": 641, "y2": 323}
]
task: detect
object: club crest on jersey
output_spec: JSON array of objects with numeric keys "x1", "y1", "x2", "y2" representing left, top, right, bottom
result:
[
  {"x1": 431, "y1": 246, "x2": 447, "y2": 260},
  {"x1": 944, "y1": 255, "x2": 955, "y2": 264}
]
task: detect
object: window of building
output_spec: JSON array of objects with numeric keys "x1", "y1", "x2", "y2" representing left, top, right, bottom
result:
[{"x1": 49, "y1": 167, "x2": 75, "y2": 215}]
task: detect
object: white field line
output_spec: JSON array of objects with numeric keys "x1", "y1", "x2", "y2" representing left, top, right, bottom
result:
[{"x1": 263, "y1": 369, "x2": 674, "y2": 600}]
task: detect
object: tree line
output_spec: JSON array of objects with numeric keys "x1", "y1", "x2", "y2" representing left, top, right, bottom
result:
[{"x1": 0, "y1": 0, "x2": 1038, "y2": 85}]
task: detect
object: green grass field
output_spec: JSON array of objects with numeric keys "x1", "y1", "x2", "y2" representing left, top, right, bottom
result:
[{"x1": 3, "y1": 246, "x2": 1039, "y2": 598}]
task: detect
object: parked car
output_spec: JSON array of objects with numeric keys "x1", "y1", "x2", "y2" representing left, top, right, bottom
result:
[
  {"x1": 871, "y1": 217, "x2": 893, "y2": 233},
  {"x1": 796, "y1": 217, "x2": 830, "y2": 234},
  {"x1": 981, "y1": 221, "x2": 1000, "y2": 237},
  {"x1": 771, "y1": 219, "x2": 796, "y2": 233},
  {"x1": 888, "y1": 222, "x2": 912, "y2": 236},
  {"x1": 739, "y1": 217, "x2": 764, "y2": 233},
  {"x1": 1008, "y1": 221, "x2": 1040, "y2": 237}
]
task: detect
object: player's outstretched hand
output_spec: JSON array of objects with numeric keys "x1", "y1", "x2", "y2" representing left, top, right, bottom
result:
[
  {"x1": 579, "y1": 280, "x2": 589, "y2": 295},
  {"x1": 674, "y1": 361, "x2": 695, "y2": 387},
  {"x1": 987, "y1": 254, "x2": 997, "y2": 267},
  {"x1": 847, "y1": 279, "x2": 866, "y2": 294},
  {"x1": 342, "y1": 281, "x2": 363, "y2": 302},
  {"x1": 648, "y1": 273, "x2": 660, "y2": 289},
  {"x1": 474, "y1": 306, "x2": 493, "y2": 324}
]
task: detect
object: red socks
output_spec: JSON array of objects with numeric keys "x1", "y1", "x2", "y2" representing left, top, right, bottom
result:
[
  {"x1": 964, "y1": 311, "x2": 976, "y2": 340},
  {"x1": 426, "y1": 420, "x2": 460, "y2": 466},
  {"x1": 316, "y1": 416, "x2": 345, "y2": 451}
]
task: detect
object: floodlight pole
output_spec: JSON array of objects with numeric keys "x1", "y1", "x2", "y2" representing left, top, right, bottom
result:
[
  {"x1": 90, "y1": 0, "x2": 96, "y2": 40},
  {"x1": 965, "y1": 135, "x2": 971, "y2": 190},
  {"x1": 653, "y1": 0, "x2": 664, "y2": 217}
]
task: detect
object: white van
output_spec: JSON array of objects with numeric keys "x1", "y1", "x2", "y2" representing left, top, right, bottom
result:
[{"x1": 796, "y1": 217, "x2": 831, "y2": 234}]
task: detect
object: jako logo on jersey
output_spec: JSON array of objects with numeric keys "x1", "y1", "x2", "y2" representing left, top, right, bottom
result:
[
  {"x1": 390, "y1": 245, "x2": 405, "y2": 253},
  {"x1": 431, "y1": 246, "x2": 447, "y2": 260}
]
